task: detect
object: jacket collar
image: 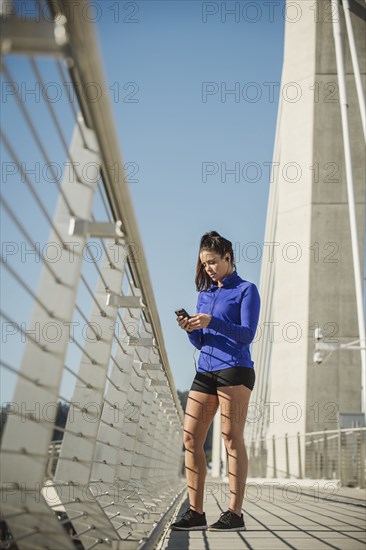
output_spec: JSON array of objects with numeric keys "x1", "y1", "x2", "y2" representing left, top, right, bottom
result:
[{"x1": 207, "y1": 270, "x2": 240, "y2": 291}]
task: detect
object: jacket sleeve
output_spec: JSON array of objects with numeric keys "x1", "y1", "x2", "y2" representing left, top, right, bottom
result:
[
  {"x1": 208, "y1": 283, "x2": 260, "y2": 345},
  {"x1": 187, "y1": 292, "x2": 204, "y2": 350}
]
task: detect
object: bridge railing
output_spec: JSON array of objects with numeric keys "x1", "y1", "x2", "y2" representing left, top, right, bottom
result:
[
  {"x1": 0, "y1": 2, "x2": 185, "y2": 549},
  {"x1": 248, "y1": 427, "x2": 365, "y2": 489}
]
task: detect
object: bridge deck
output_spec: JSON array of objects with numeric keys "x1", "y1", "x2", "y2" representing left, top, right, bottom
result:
[{"x1": 157, "y1": 477, "x2": 366, "y2": 550}]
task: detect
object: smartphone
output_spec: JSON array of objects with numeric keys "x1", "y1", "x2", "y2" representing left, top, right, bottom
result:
[{"x1": 175, "y1": 308, "x2": 191, "y2": 319}]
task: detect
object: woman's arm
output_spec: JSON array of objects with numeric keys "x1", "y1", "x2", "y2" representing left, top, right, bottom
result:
[{"x1": 208, "y1": 283, "x2": 260, "y2": 344}]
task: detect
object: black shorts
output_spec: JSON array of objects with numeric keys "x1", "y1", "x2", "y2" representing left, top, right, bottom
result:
[{"x1": 189, "y1": 366, "x2": 255, "y2": 395}]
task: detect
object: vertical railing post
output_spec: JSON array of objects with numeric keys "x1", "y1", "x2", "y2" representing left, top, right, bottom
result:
[
  {"x1": 324, "y1": 428, "x2": 329, "y2": 479},
  {"x1": 285, "y1": 433, "x2": 290, "y2": 478},
  {"x1": 125, "y1": 324, "x2": 153, "y2": 515},
  {"x1": 309, "y1": 435, "x2": 316, "y2": 479},
  {"x1": 152, "y1": 397, "x2": 175, "y2": 495},
  {"x1": 272, "y1": 435, "x2": 277, "y2": 478},
  {"x1": 337, "y1": 427, "x2": 342, "y2": 482},
  {"x1": 221, "y1": 438, "x2": 228, "y2": 478},
  {"x1": 357, "y1": 429, "x2": 365, "y2": 489},
  {"x1": 54, "y1": 236, "x2": 128, "y2": 546},
  {"x1": 112, "y1": 287, "x2": 153, "y2": 534},
  {"x1": 138, "y1": 380, "x2": 168, "y2": 514},
  {"x1": 211, "y1": 411, "x2": 222, "y2": 478},
  {"x1": 249, "y1": 441, "x2": 254, "y2": 477},
  {"x1": 259, "y1": 437, "x2": 267, "y2": 477},
  {"x1": 339, "y1": 429, "x2": 347, "y2": 486},
  {"x1": 134, "y1": 350, "x2": 161, "y2": 511},
  {"x1": 297, "y1": 432, "x2": 303, "y2": 479}
]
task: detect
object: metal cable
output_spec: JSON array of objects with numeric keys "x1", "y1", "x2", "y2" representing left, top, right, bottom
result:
[
  {"x1": 2, "y1": 62, "x2": 75, "y2": 215},
  {"x1": 55, "y1": 59, "x2": 88, "y2": 149},
  {"x1": 0, "y1": 194, "x2": 61, "y2": 282},
  {"x1": 0, "y1": 310, "x2": 48, "y2": 352},
  {"x1": 1, "y1": 257, "x2": 54, "y2": 317},
  {"x1": 0, "y1": 130, "x2": 66, "y2": 246}
]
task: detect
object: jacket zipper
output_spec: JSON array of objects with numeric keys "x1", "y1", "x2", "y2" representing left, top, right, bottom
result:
[{"x1": 210, "y1": 286, "x2": 222, "y2": 317}]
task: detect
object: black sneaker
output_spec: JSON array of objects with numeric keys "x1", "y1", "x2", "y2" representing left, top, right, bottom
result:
[
  {"x1": 170, "y1": 507, "x2": 208, "y2": 530},
  {"x1": 208, "y1": 509, "x2": 246, "y2": 531}
]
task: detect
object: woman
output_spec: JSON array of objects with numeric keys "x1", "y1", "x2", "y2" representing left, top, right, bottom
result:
[{"x1": 171, "y1": 231, "x2": 260, "y2": 532}]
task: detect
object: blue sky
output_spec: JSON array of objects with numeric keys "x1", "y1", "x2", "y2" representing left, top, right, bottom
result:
[
  {"x1": 96, "y1": 1, "x2": 285, "y2": 390},
  {"x1": 1, "y1": 1, "x2": 285, "y2": 399}
]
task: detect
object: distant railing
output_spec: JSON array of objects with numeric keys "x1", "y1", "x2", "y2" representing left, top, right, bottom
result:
[
  {"x1": 0, "y1": 1, "x2": 185, "y2": 549},
  {"x1": 248, "y1": 427, "x2": 366, "y2": 488}
]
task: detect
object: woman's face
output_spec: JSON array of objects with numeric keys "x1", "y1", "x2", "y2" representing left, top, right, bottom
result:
[{"x1": 199, "y1": 250, "x2": 233, "y2": 283}]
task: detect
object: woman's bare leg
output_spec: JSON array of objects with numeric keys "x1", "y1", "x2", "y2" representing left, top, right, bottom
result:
[
  {"x1": 183, "y1": 390, "x2": 219, "y2": 513},
  {"x1": 217, "y1": 385, "x2": 251, "y2": 515}
]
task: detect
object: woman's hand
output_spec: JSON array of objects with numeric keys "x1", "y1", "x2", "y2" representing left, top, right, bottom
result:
[
  {"x1": 186, "y1": 313, "x2": 212, "y2": 330},
  {"x1": 177, "y1": 314, "x2": 212, "y2": 332},
  {"x1": 177, "y1": 315, "x2": 195, "y2": 332}
]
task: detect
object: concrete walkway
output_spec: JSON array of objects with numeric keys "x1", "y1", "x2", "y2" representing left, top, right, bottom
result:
[{"x1": 157, "y1": 477, "x2": 366, "y2": 550}]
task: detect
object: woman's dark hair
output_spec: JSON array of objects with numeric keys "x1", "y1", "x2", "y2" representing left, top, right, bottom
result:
[{"x1": 195, "y1": 231, "x2": 236, "y2": 291}]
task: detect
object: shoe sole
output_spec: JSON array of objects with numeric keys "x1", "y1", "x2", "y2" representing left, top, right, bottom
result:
[
  {"x1": 170, "y1": 525, "x2": 208, "y2": 531},
  {"x1": 208, "y1": 526, "x2": 247, "y2": 531}
]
